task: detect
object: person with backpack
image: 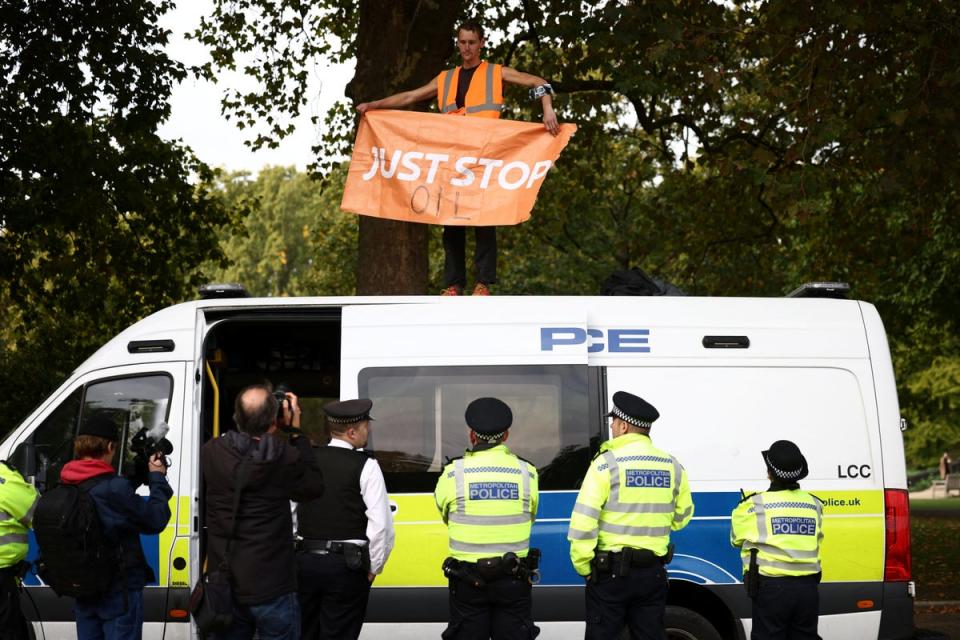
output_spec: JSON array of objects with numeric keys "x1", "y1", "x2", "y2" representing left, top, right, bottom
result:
[
  {"x1": 0, "y1": 457, "x2": 39, "y2": 640},
  {"x1": 48, "y1": 414, "x2": 171, "y2": 640}
]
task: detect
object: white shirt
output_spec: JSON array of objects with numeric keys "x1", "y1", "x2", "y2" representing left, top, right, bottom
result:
[{"x1": 327, "y1": 437, "x2": 396, "y2": 575}]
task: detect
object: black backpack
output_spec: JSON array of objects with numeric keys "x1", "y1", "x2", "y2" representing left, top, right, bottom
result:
[{"x1": 33, "y1": 476, "x2": 121, "y2": 598}]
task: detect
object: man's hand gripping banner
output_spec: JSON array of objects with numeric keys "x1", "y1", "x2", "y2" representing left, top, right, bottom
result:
[{"x1": 341, "y1": 110, "x2": 576, "y2": 226}]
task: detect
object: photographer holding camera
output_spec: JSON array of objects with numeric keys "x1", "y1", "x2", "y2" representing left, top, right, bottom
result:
[{"x1": 202, "y1": 384, "x2": 324, "y2": 640}]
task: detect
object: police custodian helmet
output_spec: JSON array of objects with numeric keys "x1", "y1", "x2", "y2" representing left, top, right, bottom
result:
[
  {"x1": 763, "y1": 440, "x2": 809, "y2": 481},
  {"x1": 605, "y1": 391, "x2": 660, "y2": 428}
]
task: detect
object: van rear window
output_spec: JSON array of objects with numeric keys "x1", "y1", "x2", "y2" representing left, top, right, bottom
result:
[{"x1": 359, "y1": 365, "x2": 598, "y2": 492}]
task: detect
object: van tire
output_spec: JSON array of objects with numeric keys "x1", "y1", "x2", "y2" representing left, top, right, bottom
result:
[{"x1": 665, "y1": 606, "x2": 722, "y2": 640}]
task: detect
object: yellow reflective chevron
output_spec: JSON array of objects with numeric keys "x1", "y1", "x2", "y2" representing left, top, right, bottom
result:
[
  {"x1": 0, "y1": 462, "x2": 38, "y2": 567},
  {"x1": 434, "y1": 444, "x2": 539, "y2": 562},
  {"x1": 567, "y1": 433, "x2": 693, "y2": 577},
  {"x1": 731, "y1": 489, "x2": 823, "y2": 577}
]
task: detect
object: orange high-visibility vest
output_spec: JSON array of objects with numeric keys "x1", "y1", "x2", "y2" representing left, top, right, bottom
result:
[{"x1": 435, "y1": 61, "x2": 503, "y2": 119}]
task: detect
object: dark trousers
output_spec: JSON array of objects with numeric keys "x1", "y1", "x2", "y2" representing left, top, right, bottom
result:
[
  {"x1": 584, "y1": 564, "x2": 668, "y2": 640},
  {"x1": 443, "y1": 226, "x2": 497, "y2": 287},
  {"x1": 74, "y1": 588, "x2": 144, "y2": 640},
  {"x1": 751, "y1": 575, "x2": 820, "y2": 640},
  {"x1": 442, "y1": 574, "x2": 539, "y2": 640},
  {"x1": 296, "y1": 551, "x2": 371, "y2": 640},
  {"x1": 0, "y1": 570, "x2": 28, "y2": 640}
]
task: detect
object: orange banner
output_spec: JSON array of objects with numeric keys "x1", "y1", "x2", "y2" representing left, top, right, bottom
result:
[{"x1": 341, "y1": 110, "x2": 576, "y2": 226}]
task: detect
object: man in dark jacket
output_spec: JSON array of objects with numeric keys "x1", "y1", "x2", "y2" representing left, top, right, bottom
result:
[
  {"x1": 59, "y1": 414, "x2": 172, "y2": 640},
  {"x1": 202, "y1": 384, "x2": 324, "y2": 640}
]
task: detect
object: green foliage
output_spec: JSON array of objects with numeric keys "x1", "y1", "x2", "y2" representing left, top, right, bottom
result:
[
  {"x1": 202, "y1": 166, "x2": 357, "y2": 297},
  {"x1": 0, "y1": 0, "x2": 235, "y2": 434}
]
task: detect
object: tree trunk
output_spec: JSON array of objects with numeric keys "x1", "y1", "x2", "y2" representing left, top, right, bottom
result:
[{"x1": 347, "y1": 0, "x2": 463, "y2": 295}]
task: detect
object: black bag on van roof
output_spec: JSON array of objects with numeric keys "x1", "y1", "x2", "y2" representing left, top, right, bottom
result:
[
  {"x1": 600, "y1": 267, "x2": 686, "y2": 296},
  {"x1": 33, "y1": 476, "x2": 121, "y2": 598}
]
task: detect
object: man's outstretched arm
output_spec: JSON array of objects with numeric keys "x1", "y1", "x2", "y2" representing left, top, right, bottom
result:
[
  {"x1": 356, "y1": 78, "x2": 439, "y2": 115},
  {"x1": 501, "y1": 67, "x2": 559, "y2": 135}
]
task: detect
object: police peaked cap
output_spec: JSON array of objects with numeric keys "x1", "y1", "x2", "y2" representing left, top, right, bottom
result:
[
  {"x1": 78, "y1": 414, "x2": 120, "y2": 441},
  {"x1": 465, "y1": 397, "x2": 513, "y2": 436},
  {"x1": 324, "y1": 399, "x2": 375, "y2": 424},
  {"x1": 763, "y1": 440, "x2": 809, "y2": 481},
  {"x1": 606, "y1": 391, "x2": 659, "y2": 428}
]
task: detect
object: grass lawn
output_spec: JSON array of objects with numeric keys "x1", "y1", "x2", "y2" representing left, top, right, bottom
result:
[{"x1": 912, "y1": 511, "x2": 960, "y2": 601}]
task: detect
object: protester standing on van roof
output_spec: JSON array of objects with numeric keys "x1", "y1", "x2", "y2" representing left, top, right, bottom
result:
[
  {"x1": 434, "y1": 397, "x2": 541, "y2": 639},
  {"x1": 0, "y1": 457, "x2": 39, "y2": 640},
  {"x1": 295, "y1": 399, "x2": 395, "y2": 640},
  {"x1": 356, "y1": 19, "x2": 559, "y2": 297},
  {"x1": 568, "y1": 392, "x2": 693, "y2": 640},
  {"x1": 202, "y1": 385, "x2": 324, "y2": 640},
  {"x1": 55, "y1": 415, "x2": 172, "y2": 640},
  {"x1": 731, "y1": 440, "x2": 823, "y2": 639}
]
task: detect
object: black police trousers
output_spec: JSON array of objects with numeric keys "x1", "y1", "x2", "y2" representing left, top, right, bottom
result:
[
  {"x1": 584, "y1": 563, "x2": 668, "y2": 640},
  {"x1": 750, "y1": 574, "x2": 820, "y2": 640},
  {"x1": 296, "y1": 551, "x2": 371, "y2": 640},
  {"x1": 442, "y1": 574, "x2": 539, "y2": 640},
  {"x1": 443, "y1": 226, "x2": 497, "y2": 287},
  {"x1": 0, "y1": 569, "x2": 29, "y2": 640}
]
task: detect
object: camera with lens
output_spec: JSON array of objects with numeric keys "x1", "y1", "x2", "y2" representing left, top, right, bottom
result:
[
  {"x1": 129, "y1": 422, "x2": 174, "y2": 487},
  {"x1": 273, "y1": 383, "x2": 295, "y2": 430}
]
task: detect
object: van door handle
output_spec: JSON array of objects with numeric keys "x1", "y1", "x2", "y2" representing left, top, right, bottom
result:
[{"x1": 389, "y1": 501, "x2": 398, "y2": 513}]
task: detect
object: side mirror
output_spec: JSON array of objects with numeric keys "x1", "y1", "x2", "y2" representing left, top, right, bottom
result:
[{"x1": 10, "y1": 441, "x2": 38, "y2": 481}]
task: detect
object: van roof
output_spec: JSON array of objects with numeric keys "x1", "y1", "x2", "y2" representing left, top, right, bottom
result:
[{"x1": 76, "y1": 295, "x2": 874, "y2": 375}]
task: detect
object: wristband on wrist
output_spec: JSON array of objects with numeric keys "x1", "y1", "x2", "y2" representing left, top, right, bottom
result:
[{"x1": 529, "y1": 83, "x2": 555, "y2": 101}]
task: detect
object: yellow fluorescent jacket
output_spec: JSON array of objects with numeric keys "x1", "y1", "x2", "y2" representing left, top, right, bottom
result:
[
  {"x1": 730, "y1": 489, "x2": 823, "y2": 577},
  {"x1": 434, "y1": 443, "x2": 539, "y2": 562},
  {"x1": 567, "y1": 433, "x2": 694, "y2": 576},
  {"x1": 0, "y1": 462, "x2": 39, "y2": 568},
  {"x1": 435, "y1": 61, "x2": 504, "y2": 119}
]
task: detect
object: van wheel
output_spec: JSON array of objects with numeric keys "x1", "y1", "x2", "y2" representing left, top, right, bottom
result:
[{"x1": 665, "y1": 605, "x2": 722, "y2": 640}]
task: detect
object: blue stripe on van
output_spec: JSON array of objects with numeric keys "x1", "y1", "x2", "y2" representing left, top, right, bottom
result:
[{"x1": 532, "y1": 491, "x2": 743, "y2": 586}]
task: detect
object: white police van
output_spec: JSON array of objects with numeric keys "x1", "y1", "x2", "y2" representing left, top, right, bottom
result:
[{"x1": 0, "y1": 285, "x2": 914, "y2": 639}]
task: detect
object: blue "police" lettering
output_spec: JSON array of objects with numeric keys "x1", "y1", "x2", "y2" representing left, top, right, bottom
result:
[
  {"x1": 469, "y1": 482, "x2": 519, "y2": 501},
  {"x1": 625, "y1": 469, "x2": 671, "y2": 488},
  {"x1": 540, "y1": 327, "x2": 651, "y2": 353},
  {"x1": 771, "y1": 516, "x2": 817, "y2": 536}
]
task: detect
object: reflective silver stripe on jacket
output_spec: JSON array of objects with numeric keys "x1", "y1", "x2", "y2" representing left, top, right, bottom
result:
[
  {"x1": 0, "y1": 512, "x2": 11, "y2": 522},
  {"x1": 752, "y1": 494, "x2": 769, "y2": 543},
  {"x1": 604, "y1": 451, "x2": 621, "y2": 503},
  {"x1": 567, "y1": 527, "x2": 599, "y2": 540},
  {"x1": 463, "y1": 62, "x2": 503, "y2": 114},
  {"x1": 605, "y1": 501, "x2": 674, "y2": 515},
  {"x1": 756, "y1": 556, "x2": 821, "y2": 574},
  {"x1": 449, "y1": 538, "x2": 530, "y2": 554},
  {"x1": 19, "y1": 496, "x2": 38, "y2": 528},
  {"x1": 0, "y1": 534, "x2": 29, "y2": 545},
  {"x1": 520, "y1": 459, "x2": 531, "y2": 516},
  {"x1": 448, "y1": 512, "x2": 531, "y2": 526},
  {"x1": 745, "y1": 542, "x2": 820, "y2": 561},
  {"x1": 598, "y1": 521, "x2": 671, "y2": 538},
  {"x1": 454, "y1": 458, "x2": 466, "y2": 514},
  {"x1": 673, "y1": 504, "x2": 693, "y2": 523},
  {"x1": 671, "y1": 457, "x2": 682, "y2": 503},
  {"x1": 573, "y1": 502, "x2": 601, "y2": 519},
  {"x1": 441, "y1": 68, "x2": 457, "y2": 112}
]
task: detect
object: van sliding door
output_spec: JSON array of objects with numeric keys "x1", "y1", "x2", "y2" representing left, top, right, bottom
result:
[{"x1": 340, "y1": 300, "x2": 596, "y2": 622}]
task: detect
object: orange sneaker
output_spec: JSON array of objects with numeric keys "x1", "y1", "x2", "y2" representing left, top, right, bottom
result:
[
  {"x1": 440, "y1": 285, "x2": 463, "y2": 296},
  {"x1": 472, "y1": 283, "x2": 491, "y2": 296}
]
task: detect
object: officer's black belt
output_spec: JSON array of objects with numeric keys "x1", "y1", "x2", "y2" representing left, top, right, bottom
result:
[
  {"x1": 592, "y1": 546, "x2": 671, "y2": 577},
  {"x1": 296, "y1": 539, "x2": 365, "y2": 554}
]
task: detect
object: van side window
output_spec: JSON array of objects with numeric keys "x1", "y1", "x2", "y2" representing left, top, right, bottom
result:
[
  {"x1": 29, "y1": 388, "x2": 82, "y2": 491},
  {"x1": 359, "y1": 365, "x2": 598, "y2": 492},
  {"x1": 27, "y1": 375, "x2": 172, "y2": 491},
  {"x1": 81, "y1": 375, "x2": 172, "y2": 476}
]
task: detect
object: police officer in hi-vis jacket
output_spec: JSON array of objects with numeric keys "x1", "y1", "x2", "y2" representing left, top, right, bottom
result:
[
  {"x1": 731, "y1": 440, "x2": 823, "y2": 640},
  {"x1": 434, "y1": 397, "x2": 541, "y2": 639},
  {"x1": 568, "y1": 392, "x2": 694, "y2": 640}
]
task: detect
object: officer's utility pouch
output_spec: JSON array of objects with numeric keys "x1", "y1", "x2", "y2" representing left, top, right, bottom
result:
[
  {"x1": 344, "y1": 543, "x2": 367, "y2": 571},
  {"x1": 746, "y1": 548, "x2": 759, "y2": 599},
  {"x1": 594, "y1": 550, "x2": 613, "y2": 574},
  {"x1": 477, "y1": 556, "x2": 505, "y2": 581},
  {"x1": 661, "y1": 543, "x2": 675, "y2": 565},
  {"x1": 619, "y1": 547, "x2": 633, "y2": 577}
]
